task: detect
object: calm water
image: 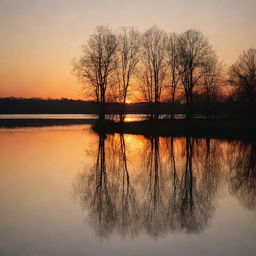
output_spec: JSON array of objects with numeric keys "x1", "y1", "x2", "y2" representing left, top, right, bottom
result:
[
  {"x1": 0, "y1": 114, "x2": 147, "y2": 122},
  {"x1": 0, "y1": 124, "x2": 255, "y2": 256},
  {"x1": 0, "y1": 114, "x2": 199, "y2": 121}
]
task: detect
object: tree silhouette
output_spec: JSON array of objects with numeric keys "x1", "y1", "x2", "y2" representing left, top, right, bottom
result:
[
  {"x1": 229, "y1": 49, "x2": 256, "y2": 102},
  {"x1": 73, "y1": 26, "x2": 117, "y2": 119},
  {"x1": 72, "y1": 25, "x2": 256, "y2": 119},
  {"x1": 116, "y1": 27, "x2": 141, "y2": 121},
  {"x1": 200, "y1": 56, "x2": 223, "y2": 118},
  {"x1": 166, "y1": 33, "x2": 180, "y2": 118},
  {"x1": 177, "y1": 30, "x2": 217, "y2": 119},
  {"x1": 138, "y1": 26, "x2": 167, "y2": 119}
]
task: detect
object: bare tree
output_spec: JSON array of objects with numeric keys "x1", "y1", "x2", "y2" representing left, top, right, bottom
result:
[
  {"x1": 177, "y1": 30, "x2": 215, "y2": 119},
  {"x1": 73, "y1": 25, "x2": 117, "y2": 119},
  {"x1": 166, "y1": 33, "x2": 180, "y2": 118},
  {"x1": 138, "y1": 26, "x2": 167, "y2": 118},
  {"x1": 116, "y1": 27, "x2": 141, "y2": 121},
  {"x1": 229, "y1": 48, "x2": 256, "y2": 102},
  {"x1": 200, "y1": 55, "x2": 223, "y2": 117},
  {"x1": 117, "y1": 27, "x2": 141, "y2": 103}
]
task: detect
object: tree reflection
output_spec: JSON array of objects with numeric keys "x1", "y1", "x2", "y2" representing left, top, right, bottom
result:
[
  {"x1": 141, "y1": 136, "x2": 167, "y2": 237},
  {"x1": 228, "y1": 141, "x2": 256, "y2": 210},
  {"x1": 166, "y1": 137, "x2": 180, "y2": 232},
  {"x1": 73, "y1": 133, "x2": 116, "y2": 237},
  {"x1": 168, "y1": 138, "x2": 219, "y2": 234},
  {"x1": 74, "y1": 133, "x2": 139, "y2": 238},
  {"x1": 74, "y1": 134, "x2": 255, "y2": 239},
  {"x1": 115, "y1": 134, "x2": 139, "y2": 237}
]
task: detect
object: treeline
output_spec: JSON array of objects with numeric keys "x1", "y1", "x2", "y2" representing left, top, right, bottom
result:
[
  {"x1": 73, "y1": 25, "x2": 256, "y2": 119},
  {"x1": 1, "y1": 97, "x2": 255, "y2": 117},
  {"x1": 1, "y1": 26, "x2": 255, "y2": 118},
  {"x1": 0, "y1": 98, "x2": 97, "y2": 114}
]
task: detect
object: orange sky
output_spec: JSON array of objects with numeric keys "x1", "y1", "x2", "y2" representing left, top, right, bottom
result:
[{"x1": 0, "y1": 0, "x2": 255, "y2": 100}]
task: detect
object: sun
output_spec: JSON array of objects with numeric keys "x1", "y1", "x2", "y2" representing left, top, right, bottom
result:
[{"x1": 125, "y1": 99, "x2": 132, "y2": 104}]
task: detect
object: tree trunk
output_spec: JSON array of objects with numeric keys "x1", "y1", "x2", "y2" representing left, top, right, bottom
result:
[{"x1": 99, "y1": 88, "x2": 105, "y2": 121}]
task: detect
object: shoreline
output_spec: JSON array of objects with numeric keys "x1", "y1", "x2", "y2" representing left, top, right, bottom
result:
[
  {"x1": 0, "y1": 118, "x2": 96, "y2": 128},
  {"x1": 1, "y1": 117, "x2": 256, "y2": 140},
  {"x1": 93, "y1": 118, "x2": 256, "y2": 139}
]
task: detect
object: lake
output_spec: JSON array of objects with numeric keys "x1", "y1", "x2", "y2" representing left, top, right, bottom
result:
[{"x1": 0, "y1": 123, "x2": 255, "y2": 256}]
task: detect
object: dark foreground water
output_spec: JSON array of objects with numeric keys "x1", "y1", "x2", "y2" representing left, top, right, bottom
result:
[{"x1": 0, "y1": 124, "x2": 255, "y2": 256}]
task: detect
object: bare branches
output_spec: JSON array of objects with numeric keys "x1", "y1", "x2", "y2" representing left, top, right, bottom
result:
[
  {"x1": 73, "y1": 26, "x2": 117, "y2": 104},
  {"x1": 166, "y1": 33, "x2": 180, "y2": 116},
  {"x1": 116, "y1": 27, "x2": 141, "y2": 103},
  {"x1": 229, "y1": 48, "x2": 256, "y2": 102},
  {"x1": 177, "y1": 30, "x2": 216, "y2": 118},
  {"x1": 136, "y1": 26, "x2": 168, "y2": 118},
  {"x1": 198, "y1": 55, "x2": 224, "y2": 117},
  {"x1": 139, "y1": 26, "x2": 167, "y2": 104},
  {"x1": 73, "y1": 25, "x2": 254, "y2": 119}
]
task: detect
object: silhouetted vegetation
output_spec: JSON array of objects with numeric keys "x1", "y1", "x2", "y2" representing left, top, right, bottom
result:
[
  {"x1": 73, "y1": 26, "x2": 118, "y2": 119},
  {"x1": 0, "y1": 97, "x2": 98, "y2": 114},
  {"x1": 94, "y1": 119, "x2": 256, "y2": 140},
  {"x1": 1, "y1": 97, "x2": 255, "y2": 117},
  {"x1": 73, "y1": 25, "x2": 256, "y2": 121},
  {"x1": 1, "y1": 26, "x2": 255, "y2": 136},
  {"x1": 229, "y1": 49, "x2": 256, "y2": 102},
  {"x1": 116, "y1": 27, "x2": 141, "y2": 121}
]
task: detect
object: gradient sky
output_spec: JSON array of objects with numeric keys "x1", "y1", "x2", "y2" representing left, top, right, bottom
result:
[{"x1": 0, "y1": 0, "x2": 255, "y2": 99}]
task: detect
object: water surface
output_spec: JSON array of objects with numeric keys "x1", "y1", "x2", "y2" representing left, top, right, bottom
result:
[
  {"x1": 0, "y1": 124, "x2": 255, "y2": 256},
  {"x1": 0, "y1": 114, "x2": 146, "y2": 122}
]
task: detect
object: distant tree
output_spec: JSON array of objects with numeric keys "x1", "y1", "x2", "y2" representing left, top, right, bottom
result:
[
  {"x1": 166, "y1": 33, "x2": 180, "y2": 118},
  {"x1": 138, "y1": 26, "x2": 167, "y2": 118},
  {"x1": 116, "y1": 27, "x2": 141, "y2": 121},
  {"x1": 229, "y1": 48, "x2": 256, "y2": 102},
  {"x1": 73, "y1": 25, "x2": 117, "y2": 119},
  {"x1": 177, "y1": 30, "x2": 216, "y2": 119}
]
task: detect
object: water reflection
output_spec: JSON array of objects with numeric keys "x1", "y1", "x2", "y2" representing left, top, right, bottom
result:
[
  {"x1": 74, "y1": 133, "x2": 256, "y2": 238},
  {"x1": 74, "y1": 133, "x2": 140, "y2": 237},
  {"x1": 228, "y1": 140, "x2": 256, "y2": 210}
]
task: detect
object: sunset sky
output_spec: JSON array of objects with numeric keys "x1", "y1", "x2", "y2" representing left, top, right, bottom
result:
[{"x1": 0, "y1": 0, "x2": 255, "y2": 99}]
